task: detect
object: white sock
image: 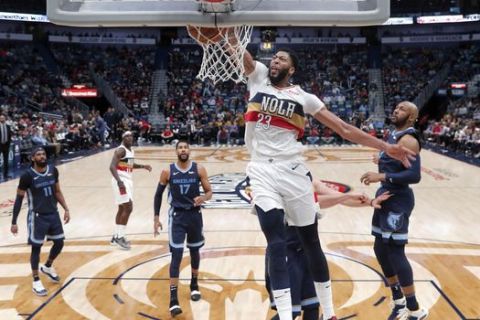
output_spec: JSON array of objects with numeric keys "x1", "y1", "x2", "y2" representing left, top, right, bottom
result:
[
  {"x1": 314, "y1": 280, "x2": 335, "y2": 319},
  {"x1": 116, "y1": 224, "x2": 126, "y2": 238},
  {"x1": 272, "y1": 288, "x2": 293, "y2": 320}
]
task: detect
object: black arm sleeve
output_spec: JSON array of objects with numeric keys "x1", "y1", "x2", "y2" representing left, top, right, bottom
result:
[
  {"x1": 11, "y1": 194, "x2": 24, "y2": 225},
  {"x1": 12, "y1": 173, "x2": 31, "y2": 225},
  {"x1": 54, "y1": 167, "x2": 59, "y2": 182},
  {"x1": 154, "y1": 183, "x2": 167, "y2": 217},
  {"x1": 385, "y1": 155, "x2": 421, "y2": 185}
]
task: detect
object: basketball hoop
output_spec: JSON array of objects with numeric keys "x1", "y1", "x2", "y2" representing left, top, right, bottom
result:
[
  {"x1": 188, "y1": 24, "x2": 252, "y2": 84},
  {"x1": 187, "y1": 0, "x2": 252, "y2": 84}
]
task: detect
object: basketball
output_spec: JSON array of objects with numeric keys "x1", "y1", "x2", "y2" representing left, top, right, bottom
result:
[{"x1": 187, "y1": 25, "x2": 226, "y2": 44}]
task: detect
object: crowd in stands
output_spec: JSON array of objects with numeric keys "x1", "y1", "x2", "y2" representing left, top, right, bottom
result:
[
  {"x1": 45, "y1": 30, "x2": 158, "y2": 40},
  {"x1": 417, "y1": 44, "x2": 480, "y2": 160},
  {"x1": 1, "y1": 43, "x2": 73, "y2": 114},
  {"x1": 0, "y1": 104, "x2": 146, "y2": 164},
  {"x1": 160, "y1": 46, "x2": 371, "y2": 146},
  {"x1": 1, "y1": 34, "x2": 479, "y2": 165},
  {"x1": 51, "y1": 44, "x2": 155, "y2": 117},
  {"x1": 442, "y1": 44, "x2": 480, "y2": 86},
  {"x1": 382, "y1": 47, "x2": 449, "y2": 114},
  {"x1": 423, "y1": 97, "x2": 480, "y2": 158},
  {"x1": 297, "y1": 47, "x2": 370, "y2": 120},
  {"x1": 161, "y1": 48, "x2": 247, "y2": 145}
]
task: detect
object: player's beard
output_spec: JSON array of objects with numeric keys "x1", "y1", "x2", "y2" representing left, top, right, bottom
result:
[
  {"x1": 34, "y1": 159, "x2": 47, "y2": 168},
  {"x1": 269, "y1": 67, "x2": 289, "y2": 86},
  {"x1": 392, "y1": 114, "x2": 408, "y2": 129},
  {"x1": 178, "y1": 153, "x2": 189, "y2": 163}
]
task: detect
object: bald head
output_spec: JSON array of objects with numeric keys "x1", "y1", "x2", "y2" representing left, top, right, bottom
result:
[
  {"x1": 402, "y1": 101, "x2": 418, "y2": 121},
  {"x1": 392, "y1": 101, "x2": 418, "y2": 129}
]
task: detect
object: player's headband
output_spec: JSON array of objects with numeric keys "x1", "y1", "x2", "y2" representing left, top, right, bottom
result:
[
  {"x1": 122, "y1": 131, "x2": 132, "y2": 138},
  {"x1": 31, "y1": 146, "x2": 46, "y2": 157}
]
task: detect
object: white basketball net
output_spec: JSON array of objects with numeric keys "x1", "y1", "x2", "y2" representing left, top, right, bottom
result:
[{"x1": 188, "y1": 25, "x2": 253, "y2": 84}]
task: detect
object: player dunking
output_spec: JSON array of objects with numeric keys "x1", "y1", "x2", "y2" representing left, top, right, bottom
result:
[
  {"x1": 10, "y1": 147, "x2": 70, "y2": 296},
  {"x1": 235, "y1": 46, "x2": 415, "y2": 320},
  {"x1": 109, "y1": 131, "x2": 152, "y2": 250},
  {"x1": 153, "y1": 140, "x2": 212, "y2": 317},
  {"x1": 361, "y1": 102, "x2": 428, "y2": 320}
]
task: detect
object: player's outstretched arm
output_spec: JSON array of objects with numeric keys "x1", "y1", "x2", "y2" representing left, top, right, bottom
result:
[
  {"x1": 313, "y1": 180, "x2": 354, "y2": 209},
  {"x1": 313, "y1": 179, "x2": 392, "y2": 209},
  {"x1": 133, "y1": 163, "x2": 152, "y2": 172},
  {"x1": 313, "y1": 108, "x2": 415, "y2": 167}
]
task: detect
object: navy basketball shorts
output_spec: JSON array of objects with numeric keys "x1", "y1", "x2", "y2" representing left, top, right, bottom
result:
[
  {"x1": 268, "y1": 248, "x2": 319, "y2": 314},
  {"x1": 27, "y1": 211, "x2": 65, "y2": 246},
  {"x1": 372, "y1": 187, "x2": 415, "y2": 245},
  {"x1": 168, "y1": 208, "x2": 205, "y2": 251}
]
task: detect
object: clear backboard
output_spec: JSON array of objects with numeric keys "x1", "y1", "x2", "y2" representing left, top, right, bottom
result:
[{"x1": 47, "y1": 0, "x2": 390, "y2": 27}]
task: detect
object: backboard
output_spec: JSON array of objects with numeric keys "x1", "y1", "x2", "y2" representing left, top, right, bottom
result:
[{"x1": 47, "y1": 0, "x2": 390, "y2": 27}]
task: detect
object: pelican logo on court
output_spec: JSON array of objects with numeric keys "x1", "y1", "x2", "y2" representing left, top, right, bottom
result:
[
  {"x1": 202, "y1": 173, "x2": 251, "y2": 208},
  {"x1": 387, "y1": 211, "x2": 404, "y2": 231},
  {"x1": 203, "y1": 173, "x2": 351, "y2": 209},
  {"x1": 2, "y1": 240, "x2": 479, "y2": 318}
]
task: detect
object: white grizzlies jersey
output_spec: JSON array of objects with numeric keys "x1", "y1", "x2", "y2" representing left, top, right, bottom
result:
[
  {"x1": 245, "y1": 62, "x2": 325, "y2": 161},
  {"x1": 116, "y1": 144, "x2": 135, "y2": 180}
]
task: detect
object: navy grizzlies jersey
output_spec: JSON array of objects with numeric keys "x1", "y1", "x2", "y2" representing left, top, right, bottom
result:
[
  {"x1": 168, "y1": 162, "x2": 200, "y2": 210},
  {"x1": 19, "y1": 165, "x2": 59, "y2": 213},
  {"x1": 379, "y1": 127, "x2": 421, "y2": 189}
]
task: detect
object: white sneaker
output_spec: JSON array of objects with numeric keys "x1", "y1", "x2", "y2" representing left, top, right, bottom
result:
[
  {"x1": 40, "y1": 265, "x2": 60, "y2": 283},
  {"x1": 32, "y1": 280, "x2": 48, "y2": 296},
  {"x1": 398, "y1": 306, "x2": 429, "y2": 320},
  {"x1": 113, "y1": 237, "x2": 131, "y2": 250},
  {"x1": 388, "y1": 297, "x2": 406, "y2": 320}
]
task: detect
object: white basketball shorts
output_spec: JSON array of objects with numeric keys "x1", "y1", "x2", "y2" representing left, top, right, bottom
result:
[
  {"x1": 111, "y1": 177, "x2": 133, "y2": 205},
  {"x1": 246, "y1": 160, "x2": 317, "y2": 227}
]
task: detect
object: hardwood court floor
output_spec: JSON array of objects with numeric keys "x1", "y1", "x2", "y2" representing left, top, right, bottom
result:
[{"x1": 0, "y1": 145, "x2": 479, "y2": 320}]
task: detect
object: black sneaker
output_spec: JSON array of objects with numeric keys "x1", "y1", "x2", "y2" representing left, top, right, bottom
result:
[{"x1": 169, "y1": 300, "x2": 182, "y2": 317}]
